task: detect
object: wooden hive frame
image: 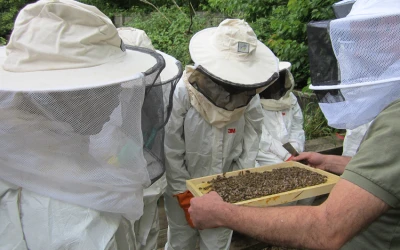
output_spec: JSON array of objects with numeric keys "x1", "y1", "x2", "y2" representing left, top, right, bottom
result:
[{"x1": 186, "y1": 161, "x2": 340, "y2": 207}]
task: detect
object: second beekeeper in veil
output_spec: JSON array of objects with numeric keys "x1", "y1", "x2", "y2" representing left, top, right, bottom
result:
[
  {"x1": 90, "y1": 26, "x2": 182, "y2": 250},
  {"x1": 163, "y1": 19, "x2": 280, "y2": 250},
  {"x1": 256, "y1": 61, "x2": 306, "y2": 166}
]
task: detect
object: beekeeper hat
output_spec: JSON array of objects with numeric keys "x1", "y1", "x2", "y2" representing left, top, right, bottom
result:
[
  {"x1": 189, "y1": 19, "x2": 279, "y2": 88},
  {"x1": 278, "y1": 61, "x2": 294, "y2": 89},
  {"x1": 117, "y1": 27, "x2": 182, "y2": 84},
  {"x1": 117, "y1": 27, "x2": 155, "y2": 50},
  {"x1": 0, "y1": 0, "x2": 158, "y2": 92}
]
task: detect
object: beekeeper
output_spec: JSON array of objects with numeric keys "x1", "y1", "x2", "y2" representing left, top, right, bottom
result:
[
  {"x1": 189, "y1": 1, "x2": 400, "y2": 249},
  {"x1": 256, "y1": 61, "x2": 305, "y2": 166},
  {"x1": 164, "y1": 19, "x2": 279, "y2": 250},
  {"x1": 90, "y1": 26, "x2": 182, "y2": 250},
  {"x1": 0, "y1": 1, "x2": 165, "y2": 249}
]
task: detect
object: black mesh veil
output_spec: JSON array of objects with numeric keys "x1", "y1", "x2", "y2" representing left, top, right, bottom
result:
[
  {"x1": 137, "y1": 46, "x2": 183, "y2": 183},
  {"x1": 188, "y1": 65, "x2": 278, "y2": 111},
  {"x1": 307, "y1": 20, "x2": 345, "y2": 103}
]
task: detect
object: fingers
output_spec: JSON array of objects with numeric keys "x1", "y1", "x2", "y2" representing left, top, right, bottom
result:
[
  {"x1": 189, "y1": 191, "x2": 222, "y2": 230},
  {"x1": 291, "y1": 152, "x2": 312, "y2": 162}
]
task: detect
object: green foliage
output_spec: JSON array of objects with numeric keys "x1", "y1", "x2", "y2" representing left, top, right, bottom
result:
[
  {"x1": 302, "y1": 102, "x2": 336, "y2": 140},
  {"x1": 267, "y1": 37, "x2": 310, "y2": 87},
  {"x1": 205, "y1": 0, "x2": 286, "y2": 21},
  {"x1": 125, "y1": 7, "x2": 223, "y2": 66},
  {"x1": 0, "y1": 0, "x2": 35, "y2": 41},
  {"x1": 266, "y1": 0, "x2": 336, "y2": 89},
  {"x1": 79, "y1": 0, "x2": 141, "y2": 12},
  {"x1": 78, "y1": 0, "x2": 208, "y2": 15},
  {"x1": 0, "y1": 37, "x2": 6, "y2": 46},
  {"x1": 302, "y1": 78, "x2": 313, "y2": 93},
  {"x1": 77, "y1": 0, "x2": 124, "y2": 16}
]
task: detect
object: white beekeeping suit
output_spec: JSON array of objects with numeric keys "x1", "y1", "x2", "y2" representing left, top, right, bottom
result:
[
  {"x1": 256, "y1": 62, "x2": 305, "y2": 166},
  {"x1": 90, "y1": 27, "x2": 182, "y2": 250},
  {"x1": 164, "y1": 19, "x2": 279, "y2": 250},
  {"x1": 0, "y1": 1, "x2": 165, "y2": 249},
  {"x1": 342, "y1": 122, "x2": 372, "y2": 157}
]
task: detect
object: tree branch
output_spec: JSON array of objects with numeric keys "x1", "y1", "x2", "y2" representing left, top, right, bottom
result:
[
  {"x1": 171, "y1": 0, "x2": 186, "y2": 16},
  {"x1": 140, "y1": 0, "x2": 171, "y2": 23}
]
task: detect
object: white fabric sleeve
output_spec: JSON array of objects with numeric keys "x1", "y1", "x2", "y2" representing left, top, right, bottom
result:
[
  {"x1": 342, "y1": 122, "x2": 371, "y2": 157},
  {"x1": 234, "y1": 94, "x2": 264, "y2": 169},
  {"x1": 256, "y1": 126, "x2": 287, "y2": 166},
  {"x1": 164, "y1": 80, "x2": 192, "y2": 195},
  {"x1": 288, "y1": 99, "x2": 305, "y2": 153},
  {"x1": 256, "y1": 96, "x2": 305, "y2": 165}
]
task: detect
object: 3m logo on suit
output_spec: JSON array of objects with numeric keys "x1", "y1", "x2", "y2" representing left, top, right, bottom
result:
[{"x1": 228, "y1": 128, "x2": 236, "y2": 134}]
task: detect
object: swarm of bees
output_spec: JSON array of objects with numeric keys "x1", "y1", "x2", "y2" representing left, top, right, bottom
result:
[{"x1": 206, "y1": 167, "x2": 327, "y2": 203}]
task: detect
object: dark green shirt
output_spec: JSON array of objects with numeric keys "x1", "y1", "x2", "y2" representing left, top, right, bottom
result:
[{"x1": 341, "y1": 99, "x2": 400, "y2": 249}]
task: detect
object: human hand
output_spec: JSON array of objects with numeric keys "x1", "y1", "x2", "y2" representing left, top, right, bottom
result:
[
  {"x1": 189, "y1": 191, "x2": 227, "y2": 230},
  {"x1": 291, "y1": 152, "x2": 327, "y2": 171}
]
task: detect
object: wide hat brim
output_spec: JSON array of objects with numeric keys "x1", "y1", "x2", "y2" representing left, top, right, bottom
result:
[
  {"x1": 0, "y1": 46, "x2": 158, "y2": 92},
  {"x1": 157, "y1": 50, "x2": 182, "y2": 83},
  {"x1": 189, "y1": 27, "x2": 278, "y2": 87},
  {"x1": 279, "y1": 61, "x2": 291, "y2": 71}
]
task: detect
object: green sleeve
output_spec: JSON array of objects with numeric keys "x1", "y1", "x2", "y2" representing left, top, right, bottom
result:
[{"x1": 341, "y1": 100, "x2": 400, "y2": 208}]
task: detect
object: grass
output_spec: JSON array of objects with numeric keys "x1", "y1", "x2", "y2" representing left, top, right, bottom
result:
[{"x1": 302, "y1": 102, "x2": 338, "y2": 140}]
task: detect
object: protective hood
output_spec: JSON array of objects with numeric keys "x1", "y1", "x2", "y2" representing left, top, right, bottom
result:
[
  {"x1": 309, "y1": 0, "x2": 400, "y2": 129},
  {"x1": 259, "y1": 63, "x2": 296, "y2": 111},
  {"x1": 0, "y1": 11, "x2": 166, "y2": 220},
  {"x1": 115, "y1": 27, "x2": 183, "y2": 183},
  {"x1": 184, "y1": 66, "x2": 248, "y2": 128}
]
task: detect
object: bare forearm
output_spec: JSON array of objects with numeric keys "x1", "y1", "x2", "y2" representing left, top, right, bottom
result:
[
  {"x1": 218, "y1": 204, "x2": 333, "y2": 249},
  {"x1": 210, "y1": 179, "x2": 389, "y2": 249},
  {"x1": 322, "y1": 155, "x2": 351, "y2": 174}
]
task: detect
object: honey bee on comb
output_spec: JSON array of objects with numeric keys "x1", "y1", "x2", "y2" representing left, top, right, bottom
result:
[{"x1": 208, "y1": 167, "x2": 327, "y2": 203}]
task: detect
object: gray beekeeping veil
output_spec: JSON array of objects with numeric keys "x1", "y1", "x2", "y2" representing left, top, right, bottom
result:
[
  {"x1": 0, "y1": 0, "x2": 165, "y2": 221},
  {"x1": 259, "y1": 61, "x2": 296, "y2": 111},
  {"x1": 91, "y1": 27, "x2": 182, "y2": 184},
  {"x1": 310, "y1": 0, "x2": 400, "y2": 129}
]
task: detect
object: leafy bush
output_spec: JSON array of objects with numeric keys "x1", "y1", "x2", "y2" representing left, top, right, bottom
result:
[
  {"x1": 78, "y1": 0, "x2": 208, "y2": 16},
  {"x1": 302, "y1": 102, "x2": 336, "y2": 140},
  {"x1": 77, "y1": 0, "x2": 125, "y2": 16},
  {"x1": 0, "y1": 37, "x2": 6, "y2": 46},
  {"x1": 204, "y1": 0, "x2": 286, "y2": 21},
  {"x1": 124, "y1": 6, "x2": 224, "y2": 66},
  {"x1": 0, "y1": 0, "x2": 35, "y2": 42}
]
